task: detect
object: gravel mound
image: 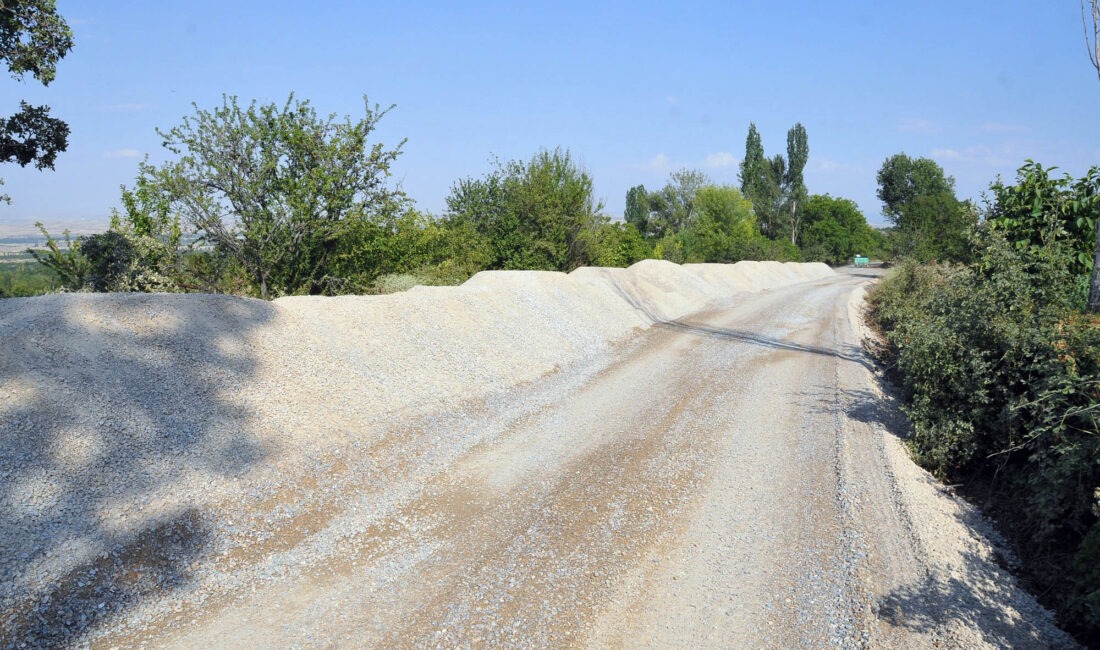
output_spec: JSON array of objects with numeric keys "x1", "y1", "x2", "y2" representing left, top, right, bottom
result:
[{"x1": 0, "y1": 260, "x2": 832, "y2": 646}]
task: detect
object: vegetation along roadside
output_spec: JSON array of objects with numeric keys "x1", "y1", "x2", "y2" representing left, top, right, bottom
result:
[{"x1": 866, "y1": 161, "x2": 1100, "y2": 645}]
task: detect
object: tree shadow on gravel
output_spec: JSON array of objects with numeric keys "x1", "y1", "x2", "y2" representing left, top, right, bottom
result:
[
  {"x1": 875, "y1": 547, "x2": 1077, "y2": 649},
  {"x1": 839, "y1": 387, "x2": 913, "y2": 439},
  {"x1": 0, "y1": 293, "x2": 276, "y2": 648},
  {"x1": 2, "y1": 509, "x2": 210, "y2": 648},
  {"x1": 591, "y1": 264, "x2": 875, "y2": 370},
  {"x1": 657, "y1": 319, "x2": 876, "y2": 371}
]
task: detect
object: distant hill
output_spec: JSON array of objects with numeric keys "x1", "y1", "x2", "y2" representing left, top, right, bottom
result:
[{"x1": 0, "y1": 217, "x2": 110, "y2": 239}]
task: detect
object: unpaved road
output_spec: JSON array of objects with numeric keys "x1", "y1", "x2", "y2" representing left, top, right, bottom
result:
[{"x1": 4, "y1": 269, "x2": 1076, "y2": 648}]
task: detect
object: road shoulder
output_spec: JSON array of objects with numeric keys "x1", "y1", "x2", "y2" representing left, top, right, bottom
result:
[{"x1": 844, "y1": 283, "x2": 1078, "y2": 649}]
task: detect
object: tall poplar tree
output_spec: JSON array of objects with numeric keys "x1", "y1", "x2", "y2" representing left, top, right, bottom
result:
[
  {"x1": 784, "y1": 123, "x2": 809, "y2": 245},
  {"x1": 624, "y1": 184, "x2": 650, "y2": 235},
  {"x1": 739, "y1": 122, "x2": 808, "y2": 243},
  {"x1": 740, "y1": 123, "x2": 781, "y2": 238}
]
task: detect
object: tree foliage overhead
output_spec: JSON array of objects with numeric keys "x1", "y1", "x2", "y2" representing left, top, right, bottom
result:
[
  {"x1": 0, "y1": 0, "x2": 72, "y2": 203},
  {"x1": 148, "y1": 94, "x2": 407, "y2": 298},
  {"x1": 0, "y1": 0, "x2": 72, "y2": 83}
]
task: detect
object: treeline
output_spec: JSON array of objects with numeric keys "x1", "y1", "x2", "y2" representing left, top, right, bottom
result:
[
  {"x1": 13, "y1": 96, "x2": 884, "y2": 300},
  {"x1": 623, "y1": 122, "x2": 882, "y2": 267},
  {"x1": 0, "y1": 260, "x2": 59, "y2": 296},
  {"x1": 869, "y1": 162, "x2": 1100, "y2": 643}
]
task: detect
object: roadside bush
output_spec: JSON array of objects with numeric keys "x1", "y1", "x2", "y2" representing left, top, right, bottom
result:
[
  {"x1": 79, "y1": 230, "x2": 180, "y2": 292},
  {"x1": 27, "y1": 223, "x2": 88, "y2": 290},
  {"x1": 333, "y1": 210, "x2": 493, "y2": 291},
  {"x1": 865, "y1": 259, "x2": 955, "y2": 335},
  {"x1": 867, "y1": 229, "x2": 1100, "y2": 642},
  {"x1": 372, "y1": 273, "x2": 429, "y2": 294},
  {"x1": 733, "y1": 236, "x2": 802, "y2": 262},
  {"x1": 582, "y1": 221, "x2": 652, "y2": 267}
]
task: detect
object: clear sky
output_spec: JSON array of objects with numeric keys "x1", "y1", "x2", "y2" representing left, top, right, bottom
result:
[{"x1": 2, "y1": 1, "x2": 1099, "y2": 232}]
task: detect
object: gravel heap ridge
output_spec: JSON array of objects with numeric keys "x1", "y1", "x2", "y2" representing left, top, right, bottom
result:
[{"x1": 0, "y1": 259, "x2": 832, "y2": 643}]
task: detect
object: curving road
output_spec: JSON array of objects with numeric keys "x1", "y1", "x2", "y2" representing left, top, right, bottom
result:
[{"x1": 72, "y1": 269, "x2": 1075, "y2": 649}]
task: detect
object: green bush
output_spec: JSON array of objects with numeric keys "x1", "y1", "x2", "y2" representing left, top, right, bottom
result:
[
  {"x1": 372, "y1": 273, "x2": 429, "y2": 294},
  {"x1": 582, "y1": 221, "x2": 652, "y2": 267},
  {"x1": 868, "y1": 230, "x2": 1100, "y2": 642},
  {"x1": 79, "y1": 230, "x2": 180, "y2": 292},
  {"x1": 733, "y1": 235, "x2": 802, "y2": 262}
]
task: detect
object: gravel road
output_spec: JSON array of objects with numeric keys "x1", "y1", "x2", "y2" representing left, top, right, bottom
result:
[{"x1": 1, "y1": 265, "x2": 1077, "y2": 648}]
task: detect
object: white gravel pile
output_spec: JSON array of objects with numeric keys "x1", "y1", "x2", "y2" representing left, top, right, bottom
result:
[{"x1": 0, "y1": 260, "x2": 832, "y2": 647}]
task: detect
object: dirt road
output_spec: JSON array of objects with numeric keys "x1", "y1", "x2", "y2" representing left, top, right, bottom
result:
[{"x1": 5, "y1": 269, "x2": 1075, "y2": 648}]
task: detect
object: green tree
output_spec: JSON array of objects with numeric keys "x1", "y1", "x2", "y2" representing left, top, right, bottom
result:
[
  {"x1": 875, "y1": 153, "x2": 955, "y2": 223},
  {"x1": 739, "y1": 122, "x2": 808, "y2": 242},
  {"x1": 446, "y1": 148, "x2": 604, "y2": 271},
  {"x1": 583, "y1": 221, "x2": 651, "y2": 267},
  {"x1": 76, "y1": 230, "x2": 182, "y2": 293},
  {"x1": 895, "y1": 192, "x2": 976, "y2": 263},
  {"x1": 647, "y1": 168, "x2": 709, "y2": 238},
  {"x1": 94, "y1": 161, "x2": 188, "y2": 289},
  {"x1": 331, "y1": 209, "x2": 493, "y2": 290},
  {"x1": 876, "y1": 153, "x2": 971, "y2": 262},
  {"x1": 27, "y1": 222, "x2": 86, "y2": 289},
  {"x1": 681, "y1": 185, "x2": 757, "y2": 262},
  {"x1": 740, "y1": 123, "x2": 781, "y2": 239},
  {"x1": 150, "y1": 94, "x2": 406, "y2": 298},
  {"x1": 783, "y1": 123, "x2": 809, "y2": 245},
  {"x1": 29, "y1": 205, "x2": 182, "y2": 292},
  {"x1": 624, "y1": 184, "x2": 650, "y2": 234},
  {"x1": 446, "y1": 171, "x2": 515, "y2": 265},
  {"x1": 799, "y1": 194, "x2": 879, "y2": 265},
  {"x1": 987, "y1": 161, "x2": 1099, "y2": 305},
  {"x1": 111, "y1": 160, "x2": 181, "y2": 246},
  {"x1": 0, "y1": 0, "x2": 73, "y2": 203}
]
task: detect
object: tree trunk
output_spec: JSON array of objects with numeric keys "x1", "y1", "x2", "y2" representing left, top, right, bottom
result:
[
  {"x1": 1087, "y1": 1, "x2": 1100, "y2": 312},
  {"x1": 1089, "y1": 214, "x2": 1100, "y2": 313},
  {"x1": 789, "y1": 200, "x2": 799, "y2": 246}
]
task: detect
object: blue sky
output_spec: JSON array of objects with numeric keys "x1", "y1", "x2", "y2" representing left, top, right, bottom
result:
[{"x1": 2, "y1": 1, "x2": 1099, "y2": 232}]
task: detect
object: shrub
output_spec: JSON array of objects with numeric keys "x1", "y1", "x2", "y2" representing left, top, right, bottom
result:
[
  {"x1": 868, "y1": 229, "x2": 1100, "y2": 641},
  {"x1": 372, "y1": 273, "x2": 429, "y2": 294}
]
